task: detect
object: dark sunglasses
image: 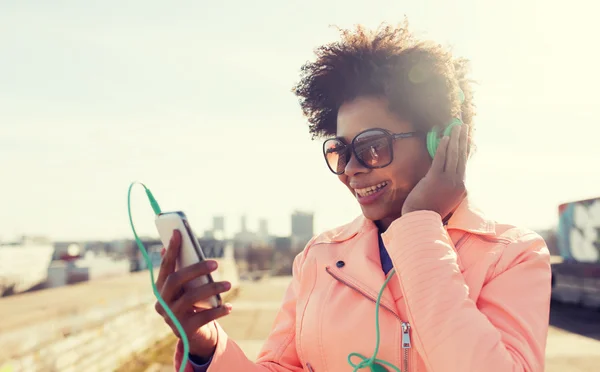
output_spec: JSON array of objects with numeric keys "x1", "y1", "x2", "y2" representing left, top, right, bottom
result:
[{"x1": 323, "y1": 128, "x2": 418, "y2": 175}]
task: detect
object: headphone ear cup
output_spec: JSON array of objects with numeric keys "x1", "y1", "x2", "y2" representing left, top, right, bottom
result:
[
  {"x1": 444, "y1": 118, "x2": 462, "y2": 136},
  {"x1": 426, "y1": 128, "x2": 439, "y2": 159},
  {"x1": 426, "y1": 119, "x2": 463, "y2": 159}
]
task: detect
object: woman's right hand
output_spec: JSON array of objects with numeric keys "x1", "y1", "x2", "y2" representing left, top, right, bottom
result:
[{"x1": 154, "y1": 229, "x2": 233, "y2": 359}]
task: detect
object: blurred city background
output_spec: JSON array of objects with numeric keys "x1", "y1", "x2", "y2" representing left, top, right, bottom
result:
[
  {"x1": 0, "y1": 210, "x2": 316, "y2": 297},
  {"x1": 1, "y1": 0, "x2": 600, "y2": 371}
]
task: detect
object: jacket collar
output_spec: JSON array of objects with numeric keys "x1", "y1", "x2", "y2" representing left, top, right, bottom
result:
[
  {"x1": 315, "y1": 196, "x2": 496, "y2": 245},
  {"x1": 445, "y1": 196, "x2": 496, "y2": 236}
]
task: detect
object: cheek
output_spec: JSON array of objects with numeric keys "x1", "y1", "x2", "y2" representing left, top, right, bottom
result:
[
  {"x1": 339, "y1": 175, "x2": 361, "y2": 197},
  {"x1": 389, "y1": 154, "x2": 429, "y2": 187},
  {"x1": 338, "y1": 175, "x2": 351, "y2": 189}
]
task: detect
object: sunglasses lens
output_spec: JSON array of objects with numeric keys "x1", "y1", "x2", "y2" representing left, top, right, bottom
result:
[
  {"x1": 354, "y1": 131, "x2": 392, "y2": 167},
  {"x1": 324, "y1": 139, "x2": 347, "y2": 174}
]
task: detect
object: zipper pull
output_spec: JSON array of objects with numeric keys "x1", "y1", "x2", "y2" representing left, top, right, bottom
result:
[
  {"x1": 306, "y1": 363, "x2": 315, "y2": 372},
  {"x1": 401, "y1": 322, "x2": 411, "y2": 349}
]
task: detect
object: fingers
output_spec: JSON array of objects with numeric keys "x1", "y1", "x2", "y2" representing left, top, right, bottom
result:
[
  {"x1": 457, "y1": 125, "x2": 469, "y2": 177},
  {"x1": 155, "y1": 230, "x2": 182, "y2": 290},
  {"x1": 444, "y1": 125, "x2": 461, "y2": 173},
  {"x1": 160, "y1": 299, "x2": 233, "y2": 340},
  {"x1": 171, "y1": 280, "x2": 231, "y2": 314},
  {"x1": 430, "y1": 134, "x2": 449, "y2": 174},
  {"x1": 160, "y1": 260, "x2": 220, "y2": 304},
  {"x1": 153, "y1": 261, "x2": 222, "y2": 318},
  {"x1": 164, "y1": 304, "x2": 232, "y2": 338},
  {"x1": 187, "y1": 304, "x2": 233, "y2": 330}
]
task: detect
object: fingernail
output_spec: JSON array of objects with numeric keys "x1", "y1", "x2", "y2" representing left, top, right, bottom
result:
[
  {"x1": 222, "y1": 282, "x2": 231, "y2": 290},
  {"x1": 160, "y1": 247, "x2": 166, "y2": 257},
  {"x1": 207, "y1": 261, "x2": 217, "y2": 270},
  {"x1": 224, "y1": 303, "x2": 233, "y2": 311}
]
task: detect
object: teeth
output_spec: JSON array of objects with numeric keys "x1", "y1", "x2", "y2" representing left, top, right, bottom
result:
[{"x1": 355, "y1": 182, "x2": 388, "y2": 197}]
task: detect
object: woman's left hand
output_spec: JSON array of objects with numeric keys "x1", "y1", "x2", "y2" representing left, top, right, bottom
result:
[{"x1": 401, "y1": 124, "x2": 469, "y2": 218}]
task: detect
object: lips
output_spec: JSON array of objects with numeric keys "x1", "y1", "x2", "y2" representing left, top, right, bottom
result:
[{"x1": 354, "y1": 181, "x2": 389, "y2": 197}]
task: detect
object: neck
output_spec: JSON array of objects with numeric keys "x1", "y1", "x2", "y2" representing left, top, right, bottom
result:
[{"x1": 375, "y1": 216, "x2": 396, "y2": 233}]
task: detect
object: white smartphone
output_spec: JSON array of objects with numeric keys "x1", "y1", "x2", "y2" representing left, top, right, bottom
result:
[{"x1": 155, "y1": 211, "x2": 222, "y2": 309}]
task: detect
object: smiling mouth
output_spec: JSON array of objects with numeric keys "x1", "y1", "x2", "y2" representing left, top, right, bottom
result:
[{"x1": 355, "y1": 181, "x2": 389, "y2": 197}]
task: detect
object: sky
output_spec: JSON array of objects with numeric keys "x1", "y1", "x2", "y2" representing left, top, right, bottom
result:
[{"x1": 1, "y1": 0, "x2": 599, "y2": 241}]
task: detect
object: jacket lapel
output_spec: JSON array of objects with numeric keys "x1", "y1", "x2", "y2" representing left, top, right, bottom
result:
[{"x1": 325, "y1": 219, "x2": 399, "y2": 316}]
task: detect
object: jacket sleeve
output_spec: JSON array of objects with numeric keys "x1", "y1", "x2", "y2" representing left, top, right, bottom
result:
[
  {"x1": 173, "y1": 248, "x2": 309, "y2": 372},
  {"x1": 381, "y1": 210, "x2": 552, "y2": 372},
  {"x1": 188, "y1": 354, "x2": 212, "y2": 371}
]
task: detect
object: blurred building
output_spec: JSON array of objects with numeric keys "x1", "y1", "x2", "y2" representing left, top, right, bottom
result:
[
  {"x1": 213, "y1": 216, "x2": 225, "y2": 231},
  {"x1": 241, "y1": 215, "x2": 248, "y2": 233},
  {"x1": 258, "y1": 218, "x2": 269, "y2": 239},
  {"x1": 197, "y1": 238, "x2": 227, "y2": 258},
  {"x1": 203, "y1": 215, "x2": 226, "y2": 240},
  {"x1": 234, "y1": 215, "x2": 259, "y2": 243},
  {"x1": 274, "y1": 237, "x2": 292, "y2": 251},
  {"x1": 291, "y1": 210, "x2": 314, "y2": 238},
  {"x1": 291, "y1": 210, "x2": 314, "y2": 251}
]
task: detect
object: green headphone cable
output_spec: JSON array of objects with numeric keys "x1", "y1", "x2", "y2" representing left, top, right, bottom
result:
[
  {"x1": 347, "y1": 268, "x2": 401, "y2": 372},
  {"x1": 127, "y1": 181, "x2": 191, "y2": 372}
]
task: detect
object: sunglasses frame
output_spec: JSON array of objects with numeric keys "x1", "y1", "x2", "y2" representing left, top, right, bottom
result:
[{"x1": 323, "y1": 128, "x2": 418, "y2": 175}]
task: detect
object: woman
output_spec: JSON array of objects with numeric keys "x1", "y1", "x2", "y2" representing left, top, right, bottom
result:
[{"x1": 154, "y1": 21, "x2": 552, "y2": 372}]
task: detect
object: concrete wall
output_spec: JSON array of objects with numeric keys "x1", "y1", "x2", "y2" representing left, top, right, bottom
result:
[
  {"x1": 0, "y1": 256, "x2": 239, "y2": 372},
  {"x1": 1, "y1": 295, "x2": 172, "y2": 372}
]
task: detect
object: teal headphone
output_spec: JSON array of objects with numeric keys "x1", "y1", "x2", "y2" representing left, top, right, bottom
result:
[{"x1": 425, "y1": 88, "x2": 466, "y2": 159}]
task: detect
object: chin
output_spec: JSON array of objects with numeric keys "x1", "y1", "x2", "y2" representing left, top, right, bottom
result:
[
  {"x1": 359, "y1": 205, "x2": 389, "y2": 222},
  {"x1": 349, "y1": 184, "x2": 407, "y2": 222},
  {"x1": 358, "y1": 196, "x2": 405, "y2": 224}
]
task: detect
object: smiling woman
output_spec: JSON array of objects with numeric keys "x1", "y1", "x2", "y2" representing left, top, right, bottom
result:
[
  {"x1": 293, "y1": 21, "x2": 474, "y2": 231},
  {"x1": 156, "y1": 19, "x2": 552, "y2": 372}
]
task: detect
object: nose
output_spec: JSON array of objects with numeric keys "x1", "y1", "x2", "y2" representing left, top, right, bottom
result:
[{"x1": 344, "y1": 152, "x2": 369, "y2": 177}]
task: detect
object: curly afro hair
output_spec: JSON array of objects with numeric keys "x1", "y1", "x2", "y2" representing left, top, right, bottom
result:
[{"x1": 292, "y1": 19, "x2": 476, "y2": 149}]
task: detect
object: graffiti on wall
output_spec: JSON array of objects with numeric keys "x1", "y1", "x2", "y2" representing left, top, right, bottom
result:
[{"x1": 557, "y1": 197, "x2": 600, "y2": 263}]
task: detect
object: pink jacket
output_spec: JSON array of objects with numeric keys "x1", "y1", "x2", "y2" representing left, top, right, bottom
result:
[{"x1": 174, "y1": 198, "x2": 552, "y2": 371}]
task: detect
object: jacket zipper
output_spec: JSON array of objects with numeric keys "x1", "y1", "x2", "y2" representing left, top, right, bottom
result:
[
  {"x1": 326, "y1": 267, "x2": 412, "y2": 371},
  {"x1": 402, "y1": 322, "x2": 412, "y2": 372}
]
